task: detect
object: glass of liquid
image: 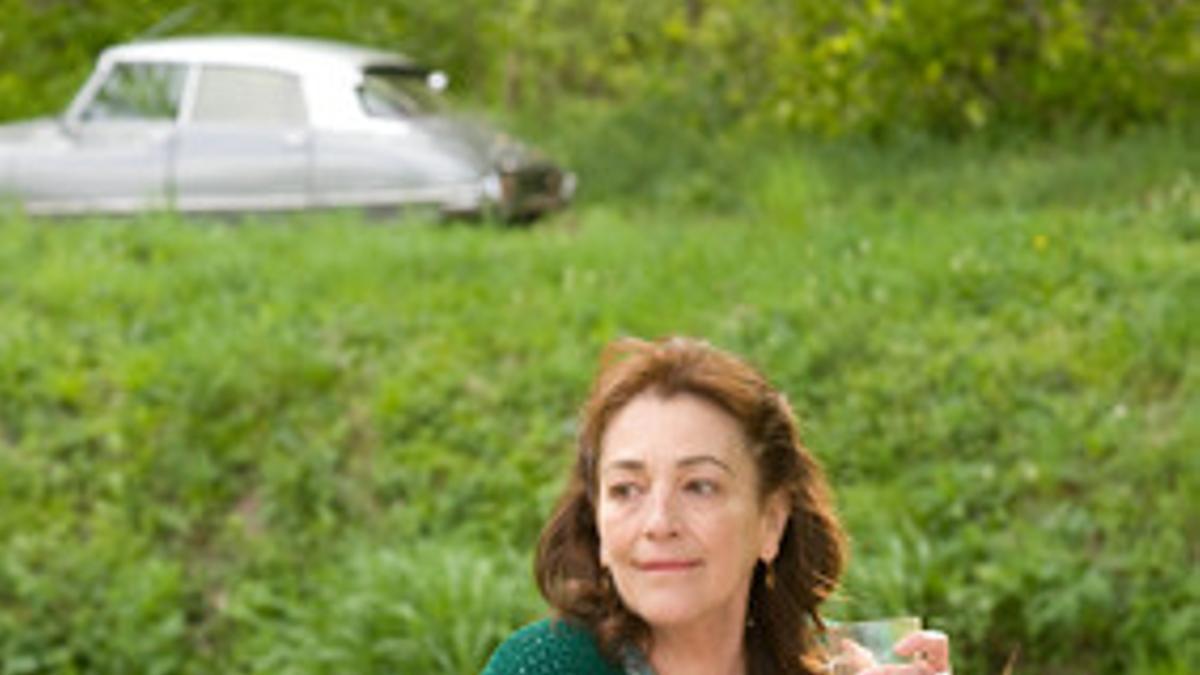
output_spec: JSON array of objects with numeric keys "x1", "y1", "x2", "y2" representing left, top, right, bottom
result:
[{"x1": 826, "y1": 616, "x2": 922, "y2": 674}]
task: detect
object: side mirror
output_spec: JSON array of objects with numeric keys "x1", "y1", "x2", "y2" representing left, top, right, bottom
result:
[{"x1": 426, "y1": 70, "x2": 449, "y2": 93}]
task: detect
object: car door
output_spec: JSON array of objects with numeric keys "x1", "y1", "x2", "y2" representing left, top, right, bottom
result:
[
  {"x1": 15, "y1": 61, "x2": 183, "y2": 214},
  {"x1": 311, "y1": 67, "x2": 482, "y2": 210},
  {"x1": 174, "y1": 65, "x2": 310, "y2": 212}
]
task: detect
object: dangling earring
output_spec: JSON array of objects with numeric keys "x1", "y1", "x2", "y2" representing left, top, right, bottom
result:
[{"x1": 764, "y1": 560, "x2": 777, "y2": 591}]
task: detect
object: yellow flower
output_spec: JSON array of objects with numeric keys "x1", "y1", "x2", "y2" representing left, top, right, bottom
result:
[{"x1": 1033, "y1": 234, "x2": 1049, "y2": 251}]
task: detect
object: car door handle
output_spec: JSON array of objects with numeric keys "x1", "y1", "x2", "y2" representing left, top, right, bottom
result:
[{"x1": 282, "y1": 131, "x2": 307, "y2": 147}]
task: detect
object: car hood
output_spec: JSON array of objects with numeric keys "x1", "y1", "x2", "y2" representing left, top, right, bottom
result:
[
  {"x1": 0, "y1": 116, "x2": 69, "y2": 159},
  {"x1": 0, "y1": 117, "x2": 68, "y2": 146},
  {"x1": 0, "y1": 118, "x2": 73, "y2": 190}
]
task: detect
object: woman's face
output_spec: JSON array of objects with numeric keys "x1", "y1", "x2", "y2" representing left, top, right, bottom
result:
[{"x1": 595, "y1": 391, "x2": 788, "y2": 631}]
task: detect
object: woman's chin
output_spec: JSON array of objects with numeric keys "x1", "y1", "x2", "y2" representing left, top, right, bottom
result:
[{"x1": 626, "y1": 592, "x2": 712, "y2": 628}]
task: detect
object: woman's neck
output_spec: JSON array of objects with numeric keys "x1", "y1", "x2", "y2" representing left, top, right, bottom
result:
[{"x1": 647, "y1": 610, "x2": 749, "y2": 675}]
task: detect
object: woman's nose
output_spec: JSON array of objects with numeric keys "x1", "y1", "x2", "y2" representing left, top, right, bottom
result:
[{"x1": 642, "y1": 488, "x2": 680, "y2": 539}]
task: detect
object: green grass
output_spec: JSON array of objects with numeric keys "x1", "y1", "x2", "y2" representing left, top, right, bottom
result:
[{"x1": 0, "y1": 126, "x2": 1196, "y2": 673}]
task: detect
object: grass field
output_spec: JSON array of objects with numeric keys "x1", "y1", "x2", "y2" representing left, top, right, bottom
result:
[{"x1": 0, "y1": 126, "x2": 1196, "y2": 674}]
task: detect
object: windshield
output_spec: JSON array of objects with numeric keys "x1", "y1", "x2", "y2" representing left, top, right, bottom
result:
[
  {"x1": 81, "y1": 62, "x2": 188, "y2": 122},
  {"x1": 357, "y1": 68, "x2": 442, "y2": 118}
]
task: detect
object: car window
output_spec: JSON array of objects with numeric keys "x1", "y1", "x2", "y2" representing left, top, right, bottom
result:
[
  {"x1": 190, "y1": 66, "x2": 307, "y2": 125},
  {"x1": 80, "y1": 62, "x2": 187, "y2": 122},
  {"x1": 358, "y1": 68, "x2": 441, "y2": 118}
]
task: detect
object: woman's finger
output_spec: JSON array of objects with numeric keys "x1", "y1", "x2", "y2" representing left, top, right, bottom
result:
[
  {"x1": 860, "y1": 665, "x2": 931, "y2": 675},
  {"x1": 833, "y1": 637, "x2": 878, "y2": 672},
  {"x1": 892, "y1": 630, "x2": 951, "y2": 672}
]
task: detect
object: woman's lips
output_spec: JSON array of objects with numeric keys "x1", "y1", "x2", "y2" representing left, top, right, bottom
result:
[{"x1": 635, "y1": 559, "x2": 701, "y2": 572}]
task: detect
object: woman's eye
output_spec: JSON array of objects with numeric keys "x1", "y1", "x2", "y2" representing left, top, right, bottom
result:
[
  {"x1": 607, "y1": 483, "x2": 642, "y2": 500},
  {"x1": 685, "y1": 479, "x2": 720, "y2": 496}
]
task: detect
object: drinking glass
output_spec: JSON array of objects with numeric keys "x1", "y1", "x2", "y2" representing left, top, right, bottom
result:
[{"x1": 827, "y1": 616, "x2": 922, "y2": 674}]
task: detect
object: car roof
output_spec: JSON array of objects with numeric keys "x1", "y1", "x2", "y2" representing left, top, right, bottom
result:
[{"x1": 101, "y1": 35, "x2": 420, "y2": 78}]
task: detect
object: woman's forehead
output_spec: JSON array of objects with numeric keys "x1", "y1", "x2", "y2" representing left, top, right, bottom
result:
[{"x1": 598, "y1": 392, "x2": 752, "y2": 470}]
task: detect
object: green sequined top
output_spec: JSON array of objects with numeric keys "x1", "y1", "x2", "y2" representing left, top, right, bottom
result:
[{"x1": 482, "y1": 619, "x2": 655, "y2": 675}]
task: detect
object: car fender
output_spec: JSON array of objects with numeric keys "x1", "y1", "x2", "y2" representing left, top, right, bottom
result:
[{"x1": 0, "y1": 118, "x2": 74, "y2": 200}]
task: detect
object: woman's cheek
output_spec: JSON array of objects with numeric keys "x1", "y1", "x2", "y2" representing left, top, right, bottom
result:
[{"x1": 598, "y1": 509, "x2": 631, "y2": 549}]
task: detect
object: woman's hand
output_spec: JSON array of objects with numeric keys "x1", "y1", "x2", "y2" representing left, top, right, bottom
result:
[
  {"x1": 830, "y1": 638, "x2": 878, "y2": 674},
  {"x1": 859, "y1": 630, "x2": 952, "y2": 675}
]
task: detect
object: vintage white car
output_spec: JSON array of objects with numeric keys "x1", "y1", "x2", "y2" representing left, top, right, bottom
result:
[{"x1": 0, "y1": 35, "x2": 575, "y2": 220}]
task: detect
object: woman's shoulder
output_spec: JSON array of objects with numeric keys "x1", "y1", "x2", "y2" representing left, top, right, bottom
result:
[{"x1": 481, "y1": 618, "x2": 625, "y2": 675}]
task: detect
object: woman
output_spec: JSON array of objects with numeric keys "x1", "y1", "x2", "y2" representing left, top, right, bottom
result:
[{"x1": 483, "y1": 337, "x2": 951, "y2": 675}]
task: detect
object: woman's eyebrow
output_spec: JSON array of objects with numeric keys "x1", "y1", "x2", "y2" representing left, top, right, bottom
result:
[
  {"x1": 601, "y1": 459, "x2": 645, "y2": 475},
  {"x1": 677, "y1": 455, "x2": 735, "y2": 475},
  {"x1": 600, "y1": 455, "x2": 736, "y2": 475}
]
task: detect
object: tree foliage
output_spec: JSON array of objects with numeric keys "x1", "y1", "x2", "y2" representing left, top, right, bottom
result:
[{"x1": 1, "y1": 0, "x2": 1196, "y2": 136}]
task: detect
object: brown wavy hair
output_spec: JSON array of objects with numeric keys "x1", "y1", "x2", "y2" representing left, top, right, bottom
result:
[{"x1": 535, "y1": 336, "x2": 847, "y2": 675}]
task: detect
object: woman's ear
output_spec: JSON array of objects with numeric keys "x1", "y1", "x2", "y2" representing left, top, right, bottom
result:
[{"x1": 759, "y1": 491, "x2": 790, "y2": 562}]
